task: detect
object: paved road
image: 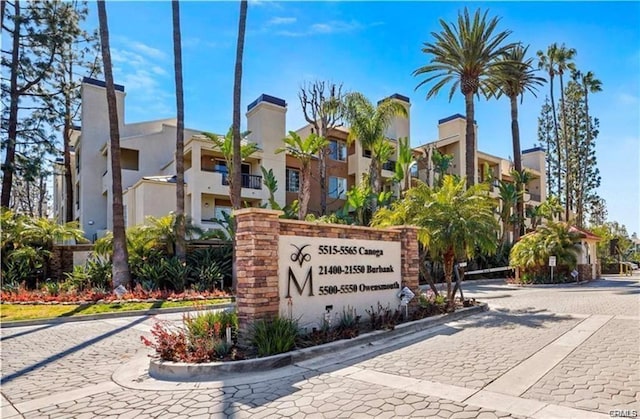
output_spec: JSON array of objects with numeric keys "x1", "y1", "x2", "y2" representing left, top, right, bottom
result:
[{"x1": 2, "y1": 275, "x2": 639, "y2": 418}]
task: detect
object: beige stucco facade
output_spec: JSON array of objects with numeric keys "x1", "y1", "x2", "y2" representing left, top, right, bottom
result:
[{"x1": 56, "y1": 79, "x2": 548, "y2": 241}]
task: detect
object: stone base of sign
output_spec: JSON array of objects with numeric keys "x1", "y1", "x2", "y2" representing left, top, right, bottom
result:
[
  {"x1": 148, "y1": 302, "x2": 488, "y2": 381},
  {"x1": 234, "y1": 208, "x2": 420, "y2": 346}
]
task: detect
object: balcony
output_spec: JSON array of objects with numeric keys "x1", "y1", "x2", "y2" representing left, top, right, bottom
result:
[
  {"x1": 221, "y1": 173, "x2": 262, "y2": 190},
  {"x1": 382, "y1": 160, "x2": 396, "y2": 172},
  {"x1": 529, "y1": 192, "x2": 541, "y2": 203}
]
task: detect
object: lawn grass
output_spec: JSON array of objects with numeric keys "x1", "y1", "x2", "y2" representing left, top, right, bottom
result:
[{"x1": 0, "y1": 298, "x2": 233, "y2": 322}]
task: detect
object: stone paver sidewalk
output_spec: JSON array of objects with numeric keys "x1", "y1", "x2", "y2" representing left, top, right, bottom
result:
[{"x1": 2, "y1": 276, "x2": 639, "y2": 418}]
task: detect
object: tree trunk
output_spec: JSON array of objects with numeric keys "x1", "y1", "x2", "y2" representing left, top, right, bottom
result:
[
  {"x1": 510, "y1": 95, "x2": 523, "y2": 242},
  {"x1": 464, "y1": 92, "x2": 476, "y2": 186},
  {"x1": 172, "y1": 0, "x2": 186, "y2": 262},
  {"x1": 98, "y1": 0, "x2": 130, "y2": 289},
  {"x1": 63, "y1": 86, "x2": 74, "y2": 222},
  {"x1": 299, "y1": 164, "x2": 311, "y2": 220},
  {"x1": 547, "y1": 73, "x2": 562, "y2": 200},
  {"x1": 443, "y1": 248, "x2": 455, "y2": 310},
  {"x1": 231, "y1": 0, "x2": 247, "y2": 293},
  {"x1": 318, "y1": 129, "x2": 327, "y2": 216},
  {"x1": 1, "y1": 0, "x2": 21, "y2": 208},
  {"x1": 560, "y1": 73, "x2": 570, "y2": 222},
  {"x1": 579, "y1": 87, "x2": 592, "y2": 228},
  {"x1": 231, "y1": 0, "x2": 247, "y2": 211},
  {"x1": 38, "y1": 172, "x2": 45, "y2": 218}
]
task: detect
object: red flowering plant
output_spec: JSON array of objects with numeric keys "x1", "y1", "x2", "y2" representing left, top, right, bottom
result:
[{"x1": 141, "y1": 310, "x2": 239, "y2": 362}]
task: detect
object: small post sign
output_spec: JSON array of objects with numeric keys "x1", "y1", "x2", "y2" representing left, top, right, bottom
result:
[{"x1": 549, "y1": 256, "x2": 557, "y2": 282}]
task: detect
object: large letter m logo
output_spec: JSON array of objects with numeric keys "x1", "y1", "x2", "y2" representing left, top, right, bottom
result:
[{"x1": 286, "y1": 267, "x2": 314, "y2": 298}]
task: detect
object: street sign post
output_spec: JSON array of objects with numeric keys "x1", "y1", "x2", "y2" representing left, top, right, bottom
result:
[{"x1": 549, "y1": 256, "x2": 557, "y2": 282}]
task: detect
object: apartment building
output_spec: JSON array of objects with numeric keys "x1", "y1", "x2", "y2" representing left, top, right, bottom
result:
[
  {"x1": 287, "y1": 93, "x2": 411, "y2": 213},
  {"x1": 53, "y1": 79, "x2": 285, "y2": 240},
  {"x1": 53, "y1": 78, "x2": 546, "y2": 240}
]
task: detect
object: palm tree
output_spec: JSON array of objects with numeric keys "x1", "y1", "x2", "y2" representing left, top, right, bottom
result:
[
  {"x1": 373, "y1": 176, "x2": 498, "y2": 309},
  {"x1": 146, "y1": 213, "x2": 202, "y2": 257},
  {"x1": 414, "y1": 8, "x2": 514, "y2": 186},
  {"x1": 276, "y1": 131, "x2": 328, "y2": 220},
  {"x1": 202, "y1": 128, "x2": 259, "y2": 188},
  {"x1": 511, "y1": 169, "x2": 533, "y2": 240},
  {"x1": 510, "y1": 221, "x2": 582, "y2": 277},
  {"x1": 394, "y1": 137, "x2": 416, "y2": 194},
  {"x1": 491, "y1": 44, "x2": 545, "y2": 240},
  {"x1": 172, "y1": 0, "x2": 186, "y2": 262},
  {"x1": 537, "y1": 44, "x2": 560, "y2": 197},
  {"x1": 343, "y1": 92, "x2": 407, "y2": 196},
  {"x1": 231, "y1": 0, "x2": 248, "y2": 211},
  {"x1": 430, "y1": 148, "x2": 454, "y2": 188},
  {"x1": 97, "y1": 0, "x2": 130, "y2": 289},
  {"x1": 497, "y1": 180, "x2": 518, "y2": 245}
]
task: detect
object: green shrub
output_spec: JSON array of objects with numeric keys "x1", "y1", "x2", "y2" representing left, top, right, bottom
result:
[
  {"x1": 184, "y1": 310, "x2": 237, "y2": 341},
  {"x1": 250, "y1": 316, "x2": 299, "y2": 357},
  {"x1": 131, "y1": 251, "x2": 165, "y2": 290},
  {"x1": 187, "y1": 246, "x2": 232, "y2": 289},
  {"x1": 63, "y1": 265, "x2": 91, "y2": 292},
  {"x1": 336, "y1": 306, "x2": 360, "y2": 338},
  {"x1": 366, "y1": 302, "x2": 401, "y2": 330},
  {"x1": 42, "y1": 279, "x2": 61, "y2": 296},
  {"x1": 86, "y1": 256, "x2": 112, "y2": 289},
  {"x1": 162, "y1": 257, "x2": 191, "y2": 292}
]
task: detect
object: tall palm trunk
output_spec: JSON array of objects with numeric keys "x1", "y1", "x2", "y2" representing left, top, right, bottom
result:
[
  {"x1": 443, "y1": 247, "x2": 455, "y2": 309},
  {"x1": 464, "y1": 92, "x2": 476, "y2": 186},
  {"x1": 231, "y1": 0, "x2": 247, "y2": 211},
  {"x1": 172, "y1": 0, "x2": 186, "y2": 262},
  {"x1": 231, "y1": 0, "x2": 247, "y2": 293},
  {"x1": 510, "y1": 95, "x2": 523, "y2": 241},
  {"x1": 97, "y1": 0, "x2": 130, "y2": 289},
  {"x1": 559, "y1": 73, "x2": 570, "y2": 222},
  {"x1": 548, "y1": 73, "x2": 562, "y2": 198},
  {"x1": 63, "y1": 60, "x2": 74, "y2": 222},
  {"x1": 1, "y1": 0, "x2": 20, "y2": 209}
]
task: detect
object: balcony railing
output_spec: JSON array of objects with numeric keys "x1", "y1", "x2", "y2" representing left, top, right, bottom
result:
[
  {"x1": 529, "y1": 193, "x2": 541, "y2": 202},
  {"x1": 382, "y1": 160, "x2": 396, "y2": 172},
  {"x1": 221, "y1": 173, "x2": 262, "y2": 190}
]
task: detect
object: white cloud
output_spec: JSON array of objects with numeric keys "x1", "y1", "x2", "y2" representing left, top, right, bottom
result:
[
  {"x1": 267, "y1": 16, "x2": 297, "y2": 25},
  {"x1": 129, "y1": 41, "x2": 167, "y2": 60},
  {"x1": 276, "y1": 20, "x2": 383, "y2": 37},
  {"x1": 110, "y1": 38, "x2": 173, "y2": 119},
  {"x1": 151, "y1": 66, "x2": 168, "y2": 76},
  {"x1": 249, "y1": 0, "x2": 283, "y2": 9},
  {"x1": 618, "y1": 93, "x2": 638, "y2": 105}
]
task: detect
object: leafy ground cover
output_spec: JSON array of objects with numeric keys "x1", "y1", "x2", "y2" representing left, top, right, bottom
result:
[
  {"x1": 1, "y1": 284, "x2": 230, "y2": 304},
  {"x1": 1, "y1": 298, "x2": 232, "y2": 322},
  {"x1": 143, "y1": 294, "x2": 479, "y2": 363}
]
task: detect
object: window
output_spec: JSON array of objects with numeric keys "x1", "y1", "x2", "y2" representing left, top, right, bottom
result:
[
  {"x1": 214, "y1": 206, "x2": 232, "y2": 220},
  {"x1": 329, "y1": 139, "x2": 347, "y2": 161},
  {"x1": 286, "y1": 168, "x2": 300, "y2": 193},
  {"x1": 214, "y1": 160, "x2": 228, "y2": 174},
  {"x1": 362, "y1": 149, "x2": 372, "y2": 158},
  {"x1": 328, "y1": 176, "x2": 347, "y2": 199},
  {"x1": 410, "y1": 163, "x2": 419, "y2": 178},
  {"x1": 121, "y1": 148, "x2": 139, "y2": 171}
]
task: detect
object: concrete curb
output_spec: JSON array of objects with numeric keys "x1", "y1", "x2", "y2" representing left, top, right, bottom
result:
[
  {"x1": 149, "y1": 302, "x2": 489, "y2": 381},
  {"x1": 0, "y1": 302, "x2": 236, "y2": 329}
]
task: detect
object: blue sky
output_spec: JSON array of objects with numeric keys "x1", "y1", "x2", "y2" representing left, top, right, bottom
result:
[{"x1": 87, "y1": 1, "x2": 639, "y2": 234}]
